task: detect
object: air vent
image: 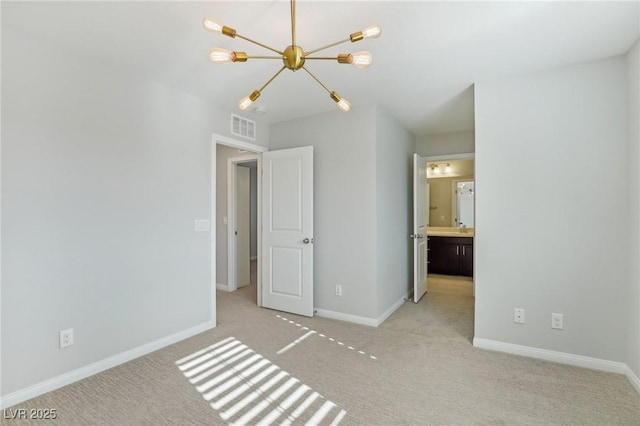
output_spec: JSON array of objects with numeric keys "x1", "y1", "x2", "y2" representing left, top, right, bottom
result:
[{"x1": 231, "y1": 114, "x2": 256, "y2": 141}]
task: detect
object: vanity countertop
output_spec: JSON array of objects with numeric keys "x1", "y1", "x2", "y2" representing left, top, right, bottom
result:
[{"x1": 427, "y1": 227, "x2": 475, "y2": 237}]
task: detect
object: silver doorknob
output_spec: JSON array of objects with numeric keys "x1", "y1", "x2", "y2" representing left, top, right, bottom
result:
[
  {"x1": 303, "y1": 238, "x2": 313, "y2": 244},
  {"x1": 417, "y1": 234, "x2": 424, "y2": 239}
]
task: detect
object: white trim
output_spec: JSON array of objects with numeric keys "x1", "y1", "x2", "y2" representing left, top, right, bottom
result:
[
  {"x1": 213, "y1": 133, "x2": 267, "y2": 153},
  {"x1": 623, "y1": 364, "x2": 640, "y2": 395},
  {"x1": 424, "y1": 152, "x2": 475, "y2": 162},
  {"x1": 474, "y1": 338, "x2": 640, "y2": 396},
  {"x1": 376, "y1": 292, "x2": 410, "y2": 326},
  {"x1": 212, "y1": 134, "x2": 265, "y2": 310},
  {"x1": 473, "y1": 338, "x2": 628, "y2": 374},
  {"x1": 227, "y1": 155, "x2": 259, "y2": 293},
  {"x1": 314, "y1": 292, "x2": 410, "y2": 328},
  {"x1": 314, "y1": 308, "x2": 378, "y2": 328},
  {"x1": 0, "y1": 320, "x2": 215, "y2": 410},
  {"x1": 216, "y1": 283, "x2": 230, "y2": 292}
]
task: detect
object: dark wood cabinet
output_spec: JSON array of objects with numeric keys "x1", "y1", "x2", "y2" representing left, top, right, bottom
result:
[{"x1": 428, "y1": 236, "x2": 473, "y2": 277}]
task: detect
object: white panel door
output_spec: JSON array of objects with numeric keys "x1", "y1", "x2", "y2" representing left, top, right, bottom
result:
[
  {"x1": 412, "y1": 154, "x2": 429, "y2": 303},
  {"x1": 262, "y1": 146, "x2": 313, "y2": 317}
]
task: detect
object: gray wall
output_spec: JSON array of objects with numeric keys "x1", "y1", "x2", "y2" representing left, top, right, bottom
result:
[
  {"x1": 416, "y1": 130, "x2": 475, "y2": 156},
  {"x1": 1, "y1": 29, "x2": 268, "y2": 396},
  {"x1": 474, "y1": 56, "x2": 629, "y2": 362},
  {"x1": 270, "y1": 106, "x2": 379, "y2": 319},
  {"x1": 626, "y1": 39, "x2": 640, "y2": 379},
  {"x1": 215, "y1": 146, "x2": 257, "y2": 286},
  {"x1": 375, "y1": 108, "x2": 415, "y2": 316},
  {"x1": 270, "y1": 105, "x2": 414, "y2": 321}
]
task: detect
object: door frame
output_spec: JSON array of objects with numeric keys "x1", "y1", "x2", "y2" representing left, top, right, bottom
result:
[
  {"x1": 211, "y1": 133, "x2": 267, "y2": 318},
  {"x1": 227, "y1": 155, "x2": 259, "y2": 293},
  {"x1": 424, "y1": 152, "x2": 475, "y2": 296}
]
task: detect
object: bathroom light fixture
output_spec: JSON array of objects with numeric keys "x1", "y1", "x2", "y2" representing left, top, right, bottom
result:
[
  {"x1": 429, "y1": 163, "x2": 454, "y2": 176},
  {"x1": 203, "y1": 0, "x2": 381, "y2": 112}
]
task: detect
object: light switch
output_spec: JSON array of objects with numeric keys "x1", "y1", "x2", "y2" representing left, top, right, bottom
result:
[
  {"x1": 223, "y1": 216, "x2": 228, "y2": 225},
  {"x1": 195, "y1": 220, "x2": 210, "y2": 232}
]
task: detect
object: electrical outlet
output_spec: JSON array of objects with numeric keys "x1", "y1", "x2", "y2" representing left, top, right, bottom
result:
[
  {"x1": 514, "y1": 308, "x2": 525, "y2": 324},
  {"x1": 60, "y1": 328, "x2": 74, "y2": 348},
  {"x1": 335, "y1": 284, "x2": 342, "y2": 297},
  {"x1": 551, "y1": 313, "x2": 563, "y2": 330}
]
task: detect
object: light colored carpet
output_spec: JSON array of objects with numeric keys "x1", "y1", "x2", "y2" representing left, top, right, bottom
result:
[{"x1": 4, "y1": 275, "x2": 639, "y2": 425}]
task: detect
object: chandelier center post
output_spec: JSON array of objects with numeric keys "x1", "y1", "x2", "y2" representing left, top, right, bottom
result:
[{"x1": 283, "y1": 45, "x2": 305, "y2": 71}]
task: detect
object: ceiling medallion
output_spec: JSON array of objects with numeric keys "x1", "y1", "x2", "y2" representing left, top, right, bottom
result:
[{"x1": 203, "y1": 0, "x2": 381, "y2": 112}]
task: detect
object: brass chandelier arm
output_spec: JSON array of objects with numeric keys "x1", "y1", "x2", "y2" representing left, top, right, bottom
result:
[
  {"x1": 258, "y1": 66, "x2": 287, "y2": 93},
  {"x1": 235, "y1": 33, "x2": 283, "y2": 55},
  {"x1": 303, "y1": 56, "x2": 354, "y2": 63},
  {"x1": 247, "y1": 55, "x2": 285, "y2": 60},
  {"x1": 302, "y1": 66, "x2": 332, "y2": 95},
  {"x1": 291, "y1": 0, "x2": 296, "y2": 48},
  {"x1": 304, "y1": 38, "x2": 351, "y2": 57}
]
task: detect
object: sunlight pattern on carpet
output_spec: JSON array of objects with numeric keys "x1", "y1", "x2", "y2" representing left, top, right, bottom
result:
[
  {"x1": 176, "y1": 336, "x2": 347, "y2": 425},
  {"x1": 275, "y1": 315, "x2": 377, "y2": 360}
]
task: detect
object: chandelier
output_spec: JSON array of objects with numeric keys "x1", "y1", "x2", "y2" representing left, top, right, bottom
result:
[{"x1": 203, "y1": 0, "x2": 381, "y2": 113}]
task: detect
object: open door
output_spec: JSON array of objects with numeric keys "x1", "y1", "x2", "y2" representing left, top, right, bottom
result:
[
  {"x1": 412, "y1": 154, "x2": 429, "y2": 302},
  {"x1": 261, "y1": 146, "x2": 314, "y2": 317}
]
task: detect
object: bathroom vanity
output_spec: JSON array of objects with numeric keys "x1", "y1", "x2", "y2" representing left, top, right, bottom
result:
[{"x1": 427, "y1": 227, "x2": 474, "y2": 277}]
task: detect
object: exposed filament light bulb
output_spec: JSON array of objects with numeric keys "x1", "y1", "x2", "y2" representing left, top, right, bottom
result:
[
  {"x1": 362, "y1": 24, "x2": 382, "y2": 39},
  {"x1": 209, "y1": 47, "x2": 235, "y2": 64},
  {"x1": 337, "y1": 98, "x2": 351, "y2": 112},
  {"x1": 349, "y1": 51, "x2": 372, "y2": 68},
  {"x1": 330, "y1": 91, "x2": 351, "y2": 112},
  {"x1": 209, "y1": 48, "x2": 247, "y2": 64},
  {"x1": 339, "y1": 52, "x2": 372, "y2": 68},
  {"x1": 238, "y1": 97, "x2": 253, "y2": 111},
  {"x1": 202, "y1": 17, "x2": 223, "y2": 33},
  {"x1": 238, "y1": 90, "x2": 261, "y2": 111}
]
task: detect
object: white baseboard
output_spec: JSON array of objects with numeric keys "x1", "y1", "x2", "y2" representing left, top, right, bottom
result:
[
  {"x1": 216, "y1": 283, "x2": 229, "y2": 291},
  {"x1": 314, "y1": 291, "x2": 410, "y2": 328},
  {"x1": 0, "y1": 320, "x2": 216, "y2": 410},
  {"x1": 473, "y1": 338, "x2": 640, "y2": 396},
  {"x1": 376, "y1": 292, "x2": 411, "y2": 326},
  {"x1": 314, "y1": 308, "x2": 378, "y2": 327},
  {"x1": 623, "y1": 364, "x2": 640, "y2": 395}
]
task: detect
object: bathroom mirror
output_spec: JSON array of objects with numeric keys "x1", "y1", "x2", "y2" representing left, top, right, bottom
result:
[{"x1": 426, "y1": 159, "x2": 474, "y2": 228}]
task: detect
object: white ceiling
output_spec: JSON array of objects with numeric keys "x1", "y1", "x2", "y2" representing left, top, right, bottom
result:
[{"x1": 4, "y1": 1, "x2": 639, "y2": 136}]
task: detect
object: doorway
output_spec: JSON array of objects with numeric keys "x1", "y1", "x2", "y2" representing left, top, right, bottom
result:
[
  {"x1": 424, "y1": 153, "x2": 475, "y2": 297},
  {"x1": 213, "y1": 134, "x2": 266, "y2": 309},
  {"x1": 232, "y1": 161, "x2": 257, "y2": 290}
]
